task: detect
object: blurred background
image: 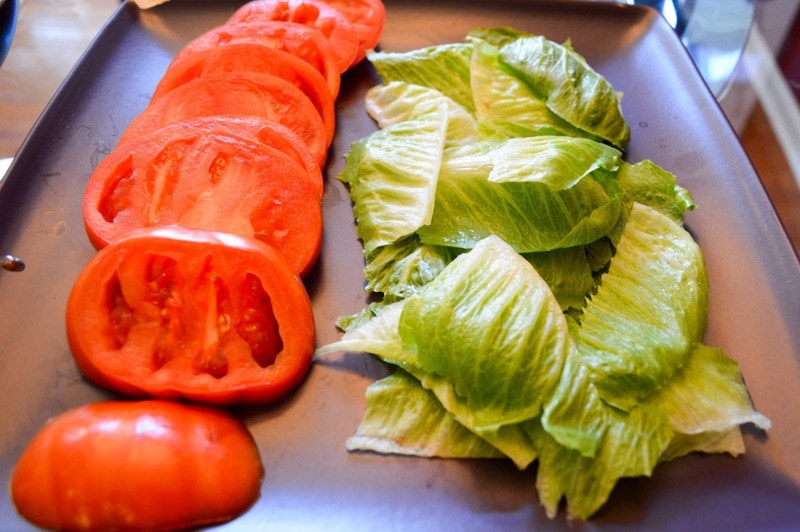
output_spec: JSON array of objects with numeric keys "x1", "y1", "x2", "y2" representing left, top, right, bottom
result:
[{"x1": 1, "y1": 0, "x2": 798, "y2": 252}]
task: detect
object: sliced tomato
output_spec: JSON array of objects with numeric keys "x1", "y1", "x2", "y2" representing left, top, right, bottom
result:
[
  {"x1": 319, "y1": 0, "x2": 385, "y2": 65},
  {"x1": 11, "y1": 400, "x2": 263, "y2": 530},
  {"x1": 83, "y1": 119, "x2": 322, "y2": 276},
  {"x1": 152, "y1": 43, "x2": 335, "y2": 147},
  {"x1": 123, "y1": 115, "x2": 323, "y2": 197},
  {"x1": 66, "y1": 227, "x2": 316, "y2": 404},
  {"x1": 119, "y1": 72, "x2": 328, "y2": 165},
  {"x1": 228, "y1": 0, "x2": 359, "y2": 73},
  {"x1": 173, "y1": 20, "x2": 340, "y2": 98},
  {"x1": 213, "y1": 115, "x2": 323, "y2": 197}
]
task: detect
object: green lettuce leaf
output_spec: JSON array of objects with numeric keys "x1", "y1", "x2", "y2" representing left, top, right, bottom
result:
[
  {"x1": 368, "y1": 44, "x2": 476, "y2": 112},
  {"x1": 407, "y1": 367, "x2": 540, "y2": 469},
  {"x1": 338, "y1": 105, "x2": 447, "y2": 254},
  {"x1": 497, "y1": 34, "x2": 630, "y2": 149},
  {"x1": 398, "y1": 235, "x2": 569, "y2": 430},
  {"x1": 522, "y1": 246, "x2": 596, "y2": 311},
  {"x1": 347, "y1": 369, "x2": 504, "y2": 459},
  {"x1": 531, "y1": 401, "x2": 672, "y2": 520},
  {"x1": 364, "y1": 234, "x2": 460, "y2": 302},
  {"x1": 417, "y1": 150, "x2": 624, "y2": 252},
  {"x1": 654, "y1": 343, "x2": 771, "y2": 436},
  {"x1": 315, "y1": 301, "x2": 412, "y2": 366},
  {"x1": 365, "y1": 81, "x2": 480, "y2": 147},
  {"x1": 486, "y1": 136, "x2": 621, "y2": 189},
  {"x1": 469, "y1": 39, "x2": 592, "y2": 139},
  {"x1": 576, "y1": 203, "x2": 709, "y2": 410},
  {"x1": 616, "y1": 160, "x2": 696, "y2": 223}
]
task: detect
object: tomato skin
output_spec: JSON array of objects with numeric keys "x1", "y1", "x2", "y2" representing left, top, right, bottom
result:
[
  {"x1": 10, "y1": 400, "x2": 263, "y2": 531},
  {"x1": 66, "y1": 227, "x2": 316, "y2": 405}
]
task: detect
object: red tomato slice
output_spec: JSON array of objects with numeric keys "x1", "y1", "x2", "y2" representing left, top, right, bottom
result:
[
  {"x1": 125, "y1": 115, "x2": 323, "y2": 197},
  {"x1": 152, "y1": 43, "x2": 335, "y2": 147},
  {"x1": 66, "y1": 227, "x2": 316, "y2": 404},
  {"x1": 11, "y1": 400, "x2": 263, "y2": 531},
  {"x1": 228, "y1": 0, "x2": 359, "y2": 73},
  {"x1": 319, "y1": 0, "x2": 385, "y2": 65},
  {"x1": 119, "y1": 72, "x2": 328, "y2": 166},
  {"x1": 208, "y1": 115, "x2": 324, "y2": 197},
  {"x1": 173, "y1": 20, "x2": 340, "y2": 98},
  {"x1": 83, "y1": 120, "x2": 322, "y2": 276}
]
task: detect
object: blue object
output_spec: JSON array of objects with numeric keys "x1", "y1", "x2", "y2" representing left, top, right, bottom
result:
[{"x1": 0, "y1": 0, "x2": 19, "y2": 66}]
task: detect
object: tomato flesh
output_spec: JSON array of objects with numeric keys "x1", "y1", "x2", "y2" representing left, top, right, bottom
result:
[
  {"x1": 320, "y1": 0, "x2": 385, "y2": 65},
  {"x1": 152, "y1": 43, "x2": 335, "y2": 146},
  {"x1": 229, "y1": 0, "x2": 359, "y2": 73},
  {"x1": 67, "y1": 226, "x2": 316, "y2": 405},
  {"x1": 10, "y1": 400, "x2": 263, "y2": 531},
  {"x1": 84, "y1": 119, "x2": 323, "y2": 277},
  {"x1": 119, "y1": 72, "x2": 328, "y2": 165},
  {"x1": 172, "y1": 20, "x2": 341, "y2": 98}
]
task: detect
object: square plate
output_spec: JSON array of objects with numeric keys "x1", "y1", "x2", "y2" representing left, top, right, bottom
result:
[{"x1": 2, "y1": 1, "x2": 799, "y2": 529}]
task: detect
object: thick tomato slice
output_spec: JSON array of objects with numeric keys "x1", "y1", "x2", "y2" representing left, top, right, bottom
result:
[
  {"x1": 83, "y1": 119, "x2": 322, "y2": 276},
  {"x1": 175, "y1": 115, "x2": 324, "y2": 197},
  {"x1": 173, "y1": 20, "x2": 340, "y2": 98},
  {"x1": 119, "y1": 72, "x2": 328, "y2": 165},
  {"x1": 152, "y1": 43, "x2": 335, "y2": 147},
  {"x1": 66, "y1": 227, "x2": 316, "y2": 404},
  {"x1": 11, "y1": 400, "x2": 263, "y2": 531},
  {"x1": 319, "y1": 0, "x2": 385, "y2": 65},
  {"x1": 228, "y1": 0, "x2": 359, "y2": 73}
]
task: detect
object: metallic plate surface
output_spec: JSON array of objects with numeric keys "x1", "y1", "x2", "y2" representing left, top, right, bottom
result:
[{"x1": 1, "y1": 1, "x2": 799, "y2": 529}]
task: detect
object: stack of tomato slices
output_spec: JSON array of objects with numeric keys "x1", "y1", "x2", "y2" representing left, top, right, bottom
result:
[
  {"x1": 72, "y1": 0, "x2": 386, "y2": 407},
  {"x1": 11, "y1": 2, "x2": 386, "y2": 530}
]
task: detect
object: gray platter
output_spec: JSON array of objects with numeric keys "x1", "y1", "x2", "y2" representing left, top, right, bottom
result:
[{"x1": 1, "y1": 0, "x2": 800, "y2": 529}]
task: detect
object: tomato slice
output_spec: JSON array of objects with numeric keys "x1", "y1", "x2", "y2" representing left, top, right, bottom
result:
[
  {"x1": 173, "y1": 20, "x2": 341, "y2": 98},
  {"x1": 11, "y1": 400, "x2": 263, "y2": 530},
  {"x1": 119, "y1": 72, "x2": 328, "y2": 166},
  {"x1": 66, "y1": 227, "x2": 316, "y2": 405},
  {"x1": 152, "y1": 43, "x2": 335, "y2": 147},
  {"x1": 319, "y1": 0, "x2": 385, "y2": 65},
  {"x1": 124, "y1": 115, "x2": 323, "y2": 197},
  {"x1": 206, "y1": 115, "x2": 324, "y2": 197},
  {"x1": 83, "y1": 119, "x2": 322, "y2": 276},
  {"x1": 228, "y1": 0, "x2": 359, "y2": 73}
]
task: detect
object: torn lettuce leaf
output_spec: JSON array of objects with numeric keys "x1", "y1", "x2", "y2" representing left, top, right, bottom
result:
[
  {"x1": 364, "y1": 234, "x2": 460, "y2": 302},
  {"x1": 339, "y1": 104, "x2": 447, "y2": 254},
  {"x1": 398, "y1": 235, "x2": 569, "y2": 431},
  {"x1": 347, "y1": 369, "x2": 504, "y2": 459},
  {"x1": 532, "y1": 400, "x2": 673, "y2": 520},
  {"x1": 522, "y1": 245, "x2": 597, "y2": 312},
  {"x1": 654, "y1": 343, "x2": 771, "y2": 436},
  {"x1": 616, "y1": 159, "x2": 697, "y2": 224},
  {"x1": 368, "y1": 43, "x2": 476, "y2": 112},
  {"x1": 576, "y1": 203, "x2": 709, "y2": 411},
  {"x1": 469, "y1": 38, "x2": 592, "y2": 139},
  {"x1": 497, "y1": 34, "x2": 631, "y2": 149},
  {"x1": 485, "y1": 136, "x2": 621, "y2": 188},
  {"x1": 365, "y1": 82, "x2": 479, "y2": 147},
  {"x1": 418, "y1": 153, "x2": 624, "y2": 252}
]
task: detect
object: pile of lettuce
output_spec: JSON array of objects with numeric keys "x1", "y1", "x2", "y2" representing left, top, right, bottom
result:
[{"x1": 315, "y1": 28, "x2": 770, "y2": 520}]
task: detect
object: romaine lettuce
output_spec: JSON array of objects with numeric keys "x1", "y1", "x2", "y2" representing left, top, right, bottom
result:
[{"x1": 319, "y1": 26, "x2": 769, "y2": 522}]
